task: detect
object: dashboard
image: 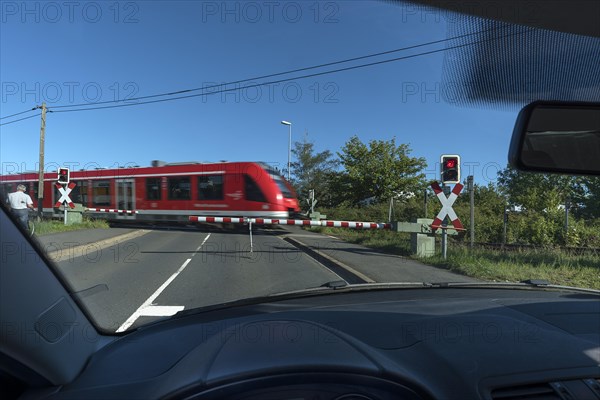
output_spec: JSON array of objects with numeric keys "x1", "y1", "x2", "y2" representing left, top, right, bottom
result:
[{"x1": 20, "y1": 287, "x2": 600, "y2": 400}]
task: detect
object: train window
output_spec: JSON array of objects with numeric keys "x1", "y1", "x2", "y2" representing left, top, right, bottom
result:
[
  {"x1": 198, "y1": 175, "x2": 223, "y2": 200},
  {"x1": 168, "y1": 177, "x2": 191, "y2": 200},
  {"x1": 79, "y1": 181, "x2": 89, "y2": 206},
  {"x1": 1, "y1": 183, "x2": 13, "y2": 202},
  {"x1": 29, "y1": 183, "x2": 38, "y2": 203},
  {"x1": 146, "y1": 178, "x2": 161, "y2": 200},
  {"x1": 92, "y1": 180, "x2": 111, "y2": 206},
  {"x1": 244, "y1": 174, "x2": 266, "y2": 202}
]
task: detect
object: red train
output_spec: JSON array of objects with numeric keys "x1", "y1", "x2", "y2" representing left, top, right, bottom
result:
[{"x1": 0, "y1": 161, "x2": 300, "y2": 222}]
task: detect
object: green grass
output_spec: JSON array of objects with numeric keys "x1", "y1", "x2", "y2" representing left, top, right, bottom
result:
[
  {"x1": 310, "y1": 227, "x2": 600, "y2": 290},
  {"x1": 424, "y1": 247, "x2": 600, "y2": 290},
  {"x1": 33, "y1": 218, "x2": 110, "y2": 235}
]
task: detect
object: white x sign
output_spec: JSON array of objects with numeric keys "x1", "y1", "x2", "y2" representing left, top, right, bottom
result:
[
  {"x1": 54, "y1": 182, "x2": 76, "y2": 209},
  {"x1": 431, "y1": 182, "x2": 464, "y2": 231}
]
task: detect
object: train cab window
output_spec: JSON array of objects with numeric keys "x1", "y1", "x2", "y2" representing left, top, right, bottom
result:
[
  {"x1": 146, "y1": 178, "x2": 161, "y2": 200},
  {"x1": 198, "y1": 175, "x2": 223, "y2": 200},
  {"x1": 168, "y1": 177, "x2": 191, "y2": 200},
  {"x1": 244, "y1": 174, "x2": 266, "y2": 202},
  {"x1": 272, "y1": 174, "x2": 294, "y2": 198},
  {"x1": 92, "y1": 180, "x2": 111, "y2": 206}
]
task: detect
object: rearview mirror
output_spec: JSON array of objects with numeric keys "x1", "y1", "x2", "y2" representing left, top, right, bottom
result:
[{"x1": 508, "y1": 102, "x2": 600, "y2": 176}]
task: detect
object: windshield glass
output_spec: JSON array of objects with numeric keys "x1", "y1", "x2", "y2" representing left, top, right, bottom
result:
[{"x1": 1, "y1": 1, "x2": 598, "y2": 333}]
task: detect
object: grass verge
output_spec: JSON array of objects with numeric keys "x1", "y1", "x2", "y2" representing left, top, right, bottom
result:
[
  {"x1": 33, "y1": 218, "x2": 110, "y2": 235},
  {"x1": 311, "y1": 227, "x2": 600, "y2": 290}
]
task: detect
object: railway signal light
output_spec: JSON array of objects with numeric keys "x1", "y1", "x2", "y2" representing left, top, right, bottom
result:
[
  {"x1": 57, "y1": 168, "x2": 70, "y2": 185},
  {"x1": 440, "y1": 155, "x2": 460, "y2": 184}
]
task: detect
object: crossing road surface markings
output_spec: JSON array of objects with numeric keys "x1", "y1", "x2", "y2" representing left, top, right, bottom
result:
[{"x1": 116, "y1": 233, "x2": 211, "y2": 333}]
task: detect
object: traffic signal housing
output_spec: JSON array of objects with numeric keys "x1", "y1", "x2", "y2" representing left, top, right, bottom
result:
[
  {"x1": 57, "y1": 168, "x2": 70, "y2": 185},
  {"x1": 441, "y1": 155, "x2": 460, "y2": 184}
]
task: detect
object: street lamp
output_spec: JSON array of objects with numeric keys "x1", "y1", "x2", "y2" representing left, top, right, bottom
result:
[{"x1": 281, "y1": 120, "x2": 292, "y2": 181}]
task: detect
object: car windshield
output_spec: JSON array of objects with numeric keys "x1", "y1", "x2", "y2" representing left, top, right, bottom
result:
[{"x1": 1, "y1": 1, "x2": 598, "y2": 334}]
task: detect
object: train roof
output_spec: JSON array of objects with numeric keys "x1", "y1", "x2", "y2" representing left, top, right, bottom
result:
[{"x1": 0, "y1": 161, "x2": 284, "y2": 182}]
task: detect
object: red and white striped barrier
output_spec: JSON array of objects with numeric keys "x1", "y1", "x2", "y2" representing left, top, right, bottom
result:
[
  {"x1": 189, "y1": 216, "x2": 391, "y2": 230},
  {"x1": 188, "y1": 216, "x2": 245, "y2": 224},
  {"x1": 86, "y1": 208, "x2": 138, "y2": 214}
]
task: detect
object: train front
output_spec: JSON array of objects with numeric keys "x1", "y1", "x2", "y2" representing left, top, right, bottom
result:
[{"x1": 257, "y1": 163, "x2": 301, "y2": 218}]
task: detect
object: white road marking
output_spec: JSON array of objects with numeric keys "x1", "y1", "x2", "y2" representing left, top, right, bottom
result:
[
  {"x1": 194, "y1": 234, "x2": 210, "y2": 253},
  {"x1": 137, "y1": 305, "x2": 184, "y2": 316},
  {"x1": 116, "y1": 233, "x2": 211, "y2": 333}
]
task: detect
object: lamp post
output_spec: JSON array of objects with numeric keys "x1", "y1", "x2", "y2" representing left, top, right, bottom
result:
[{"x1": 281, "y1": 120, "x2": 292, "y2": 181}]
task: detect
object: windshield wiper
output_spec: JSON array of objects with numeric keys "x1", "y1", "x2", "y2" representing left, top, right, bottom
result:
[
  {"x1": 131, "y1": 280, "x2": 599, "y2": 334},
  {"x1": 421, "y1": 280, "x2": 600, "y2": 294}
]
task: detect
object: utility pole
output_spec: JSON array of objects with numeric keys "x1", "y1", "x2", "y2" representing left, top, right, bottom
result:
[
  {"x1": 37, "y1": 103, "x2": 47, "y2": 218},
  {"x1": 424, "y1": 188, "x2": 428, "y2": 218},
  {"x1": 441, "y1": 184, "x2": 449, "y2": 260},
  {"x1": 468, "y1": 175, "x2": 474, "y2": 249}
]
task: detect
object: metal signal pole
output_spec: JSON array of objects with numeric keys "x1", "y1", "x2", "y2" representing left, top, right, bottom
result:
[
  {"x1": 468, "y1": 175, "x2": 474, "y2": 249},
  {"x1": 37, "y1": 103, "x2": 47, "y2": 218}
]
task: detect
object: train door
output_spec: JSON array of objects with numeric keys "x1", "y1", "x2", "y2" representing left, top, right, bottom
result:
[{"x1": 115, "y1": 179, "x2": 136, "y2": 220}]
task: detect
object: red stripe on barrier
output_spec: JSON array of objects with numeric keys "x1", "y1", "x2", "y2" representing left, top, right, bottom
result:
[{"x1": 187, "y1": 216, "x2": 392, "y2": 229}]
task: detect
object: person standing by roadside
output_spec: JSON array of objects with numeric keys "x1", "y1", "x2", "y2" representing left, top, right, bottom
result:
[{"x1": 7, "y1": 184, "x2": 34, "y2": 231}]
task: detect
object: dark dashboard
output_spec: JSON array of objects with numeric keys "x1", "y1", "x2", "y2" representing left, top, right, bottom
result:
[{"x1": 21, "y1": 287, "x2": 600, "y2": 400}]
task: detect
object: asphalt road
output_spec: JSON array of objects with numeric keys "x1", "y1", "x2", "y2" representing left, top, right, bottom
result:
[
  {"x1": 49, "y1": 226, "x2": 340, "y2": 332},
  {"x1": 43, "y1": 224, "x2": 475, "y2": 333}
]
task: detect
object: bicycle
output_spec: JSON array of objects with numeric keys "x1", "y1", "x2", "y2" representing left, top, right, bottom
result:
[{"x1": 27, "y1": 210, "x2": 37, "y2": 236}]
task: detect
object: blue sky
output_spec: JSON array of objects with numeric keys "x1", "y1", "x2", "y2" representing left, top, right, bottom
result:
[{"x1": 1, "y1": 1, "x2": 517, "y2": 184}]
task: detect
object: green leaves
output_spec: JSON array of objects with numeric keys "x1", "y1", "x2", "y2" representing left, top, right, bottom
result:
[
  {"x1": 497, "y1": 165, "x2": 586, "y2": 214},
  {"x1": 337, "y1": 136, "x2": 427, "y2": 205},
  {"x1": 289, "y1": 138, "x2": 339, "y2": 209}
]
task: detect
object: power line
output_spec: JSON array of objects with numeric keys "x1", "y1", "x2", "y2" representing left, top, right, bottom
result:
[
  {"x1": 51, "y1": 28, "x2": 528, "y2": 114},
  {"x1": 0, "y1": 113, "x2": 40, "y2": 126},
  {"x1": 48, "y1": 25, "x2": 511, "y2": 110},
  {"x1": 0, "y1": 108, "x2": 37, "y2": 120}
]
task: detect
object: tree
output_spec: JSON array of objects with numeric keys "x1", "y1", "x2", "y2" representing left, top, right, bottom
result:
[
  {"x1": 496, "y1": 165, "x2": 591, "y2": 245},
  {"x1": 497, "y1": 165, "x2": 586, "y2": 214},
  {"x1": 289, "y1": 138, "x2": 339, "y2": 210},
  {"x1": 337, "y1": 136, "x2": 427, "y2": 205},
  {"x1": 578, "y1": 177, "x2": 600, "y2": 219}
]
